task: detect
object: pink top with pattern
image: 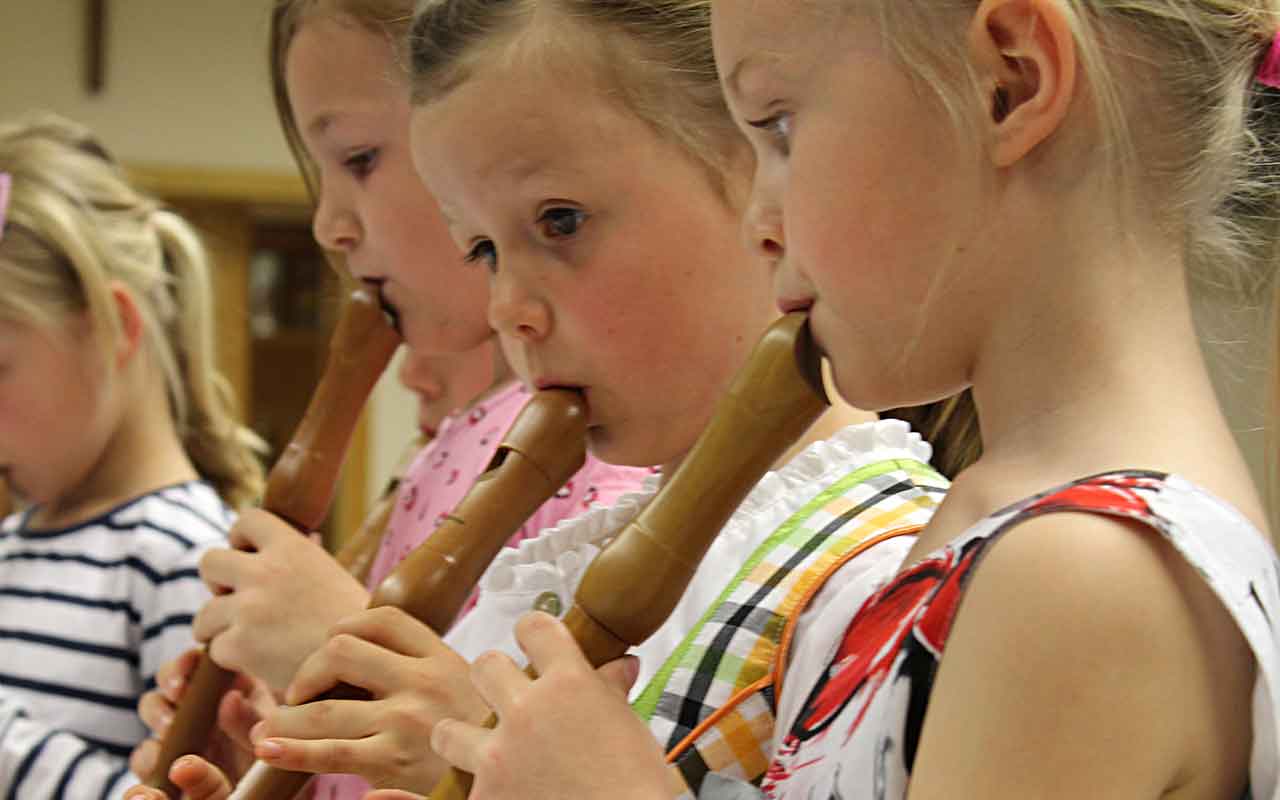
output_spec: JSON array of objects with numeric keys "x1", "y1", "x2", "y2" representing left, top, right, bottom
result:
[{"x1": 313, "y1": 381, "x2": 650, "y2": 800}]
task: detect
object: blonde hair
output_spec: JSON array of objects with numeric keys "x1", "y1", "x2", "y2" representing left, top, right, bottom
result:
[
  {"x1": 270, "y1": 0, "x2": 418, "y2": 202},
  {"x1": 0, "y1": 114, "x2": 265, "y2": 508},
  {"x1": 835, "y1": 0, "x2": 1279, "y2": 498},
  {"x1": 406, "y1": 0, "x2": 983, "y2": 478},
  {"x1": 1272, "y1": 277, "x2": 1280, "y2": 522},
  {"x1": 408, "y1": 0, "x2": 747, "y2": 201}
]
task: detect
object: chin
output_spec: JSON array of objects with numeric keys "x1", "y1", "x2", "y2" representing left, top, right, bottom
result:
[{"x1": 584, "y1": 426, "x2": 646, "y2": 469}]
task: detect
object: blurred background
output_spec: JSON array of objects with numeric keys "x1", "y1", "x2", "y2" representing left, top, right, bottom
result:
[{"x1": 0, "y1": 2, "x2": 1272, "y2": 535}]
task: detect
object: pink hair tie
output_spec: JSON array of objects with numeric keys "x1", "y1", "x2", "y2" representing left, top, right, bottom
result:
[
  {"x1": 1258, "y1": 30, "x2": 1280, "y2": 89},
  {"x1": 0, "y1": 172, "x2": 10, "y2": 242}
]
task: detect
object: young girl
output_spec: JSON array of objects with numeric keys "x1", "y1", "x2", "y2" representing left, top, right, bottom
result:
[
  {"x1": 406, "y1": 1, "x2": 1280, "y2": 799},
  {"x1": 124, "y1": 3, "x2": 980, "y2": 798},
  {"x1": 127, "y1": 0, "x2": 650, "y2": 793},
  {"x1": 0, "y1": 114, "x2": 263, "y2": 798}
]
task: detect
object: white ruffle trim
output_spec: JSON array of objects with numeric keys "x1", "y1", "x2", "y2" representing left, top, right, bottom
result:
[{"x1": 477, "y1": 419, "x2": 931, "y2": 600}]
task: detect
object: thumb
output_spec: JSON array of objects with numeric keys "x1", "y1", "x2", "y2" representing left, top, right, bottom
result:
[
  {"x1": 364, "y1": 792, "x2": 426, "y2": 800},
  {"x1": 597, "y1": 655, "x2": 641, "y2": 698}
]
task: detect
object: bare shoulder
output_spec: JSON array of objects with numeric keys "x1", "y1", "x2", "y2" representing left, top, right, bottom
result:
[{"x1": 906, "y1": 511, "x2": 1254, "y2": 800}]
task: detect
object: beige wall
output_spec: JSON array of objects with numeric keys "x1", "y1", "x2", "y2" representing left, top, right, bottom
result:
[
  {"x1": 0, "y1": 0, "x2": 416, "y2": 504},
  {"x1": 2, "y1": 1, "x2": 291, "y2": 171}
]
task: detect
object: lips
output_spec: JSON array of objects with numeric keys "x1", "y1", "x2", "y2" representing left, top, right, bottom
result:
[
  {"x1": 776, "y1": 296, "x2": 814, "y2": 315},
  {"x1": 365, "y1": 279, "x2": 402, "y2": 333}
]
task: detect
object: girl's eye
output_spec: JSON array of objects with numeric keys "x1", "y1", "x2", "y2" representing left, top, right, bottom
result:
[
  {"x1": 343, "y1": 148, "x2": 379, "y2": 179},
  {"x1": 746, "y1": 112, "x2": 793, "y2": 156},
  {"x1": 536, "y1": 207, "x2": 589, "y2": 240},
  {"x1": 464, "y1": 239, "x2": 497, "y2": 272}
]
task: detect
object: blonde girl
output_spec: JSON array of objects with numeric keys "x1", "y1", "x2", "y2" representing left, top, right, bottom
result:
[
  {"x1": 402, "y1": 1, "x2": 1280, "y2": 799},
  {"x1": 129, "y1": 1, "x2": 649, "y2": 796},
  {"x1": 122, "y1": 0, "x2": 986, "y2": 796},
  {"x1": 0, "y1": 113, "x2": 262, "y2": 798}
]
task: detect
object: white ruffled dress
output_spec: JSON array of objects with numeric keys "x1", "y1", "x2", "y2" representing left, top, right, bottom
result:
[{"x1": 444, "y1": 419, "x2": 935, "y2": 696}]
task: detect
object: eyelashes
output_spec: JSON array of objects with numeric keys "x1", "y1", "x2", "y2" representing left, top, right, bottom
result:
[
  {"x1": 463, "y1": 239, "x2": 497, "y2": 271},
  {"x1": 536, "y1": 207, "x2": 588, "y2": 239},
  {"x1": 460, "y1": 206, "x2": 590, "y2": 273},
  {"x1": 746, "y1": 112, "x2": 793, "y2": 155},
  {"x1": 343, "y1": 147, "x2": 379, "y2": 179}
]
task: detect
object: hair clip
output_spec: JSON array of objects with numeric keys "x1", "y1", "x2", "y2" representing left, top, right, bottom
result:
[
  {"x1": 1257, "y1": 29, "x2": 1280, "y2": 90},
  {"x1": 0, "y1": 172, "x2": 11, "y2": 243}
]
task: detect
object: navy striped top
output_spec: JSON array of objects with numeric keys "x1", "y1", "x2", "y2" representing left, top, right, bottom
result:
[{"x1": 0, "y1": 481, "x2": 231, "y2": 799}]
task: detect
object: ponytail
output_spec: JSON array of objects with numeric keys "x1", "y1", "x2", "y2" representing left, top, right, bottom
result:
[{"x1": 151, "y1": 212, "x2": 266, "y2": 508}]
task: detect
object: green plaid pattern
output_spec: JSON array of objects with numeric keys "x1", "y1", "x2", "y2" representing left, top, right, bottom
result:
[{"x1": 633, "y1": 459, "x2": 947, "y2": 796}]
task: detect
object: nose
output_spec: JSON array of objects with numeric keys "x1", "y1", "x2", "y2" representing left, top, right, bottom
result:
[
  {"x1": 487, "y1": 267, "x2": 551, "y2": 346},
  {"x1": 741, "y1": 183, "x2": 785, "y2": 267},
  {"x1": 312, "y1": 184, "x2": 360, "y2": 255}
]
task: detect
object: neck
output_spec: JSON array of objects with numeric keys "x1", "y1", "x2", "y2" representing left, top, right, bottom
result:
[
  {"x1": 36, "y1": 359, "x2": 198, "y2": 529},
  {"x1": 955, "y1": 203, "x2": 1266, "y2": 533}
]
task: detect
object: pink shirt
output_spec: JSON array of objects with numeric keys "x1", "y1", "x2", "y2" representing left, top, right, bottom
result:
[{"x1": 313, "y1": 382, "x2": 649, "y2": 800}]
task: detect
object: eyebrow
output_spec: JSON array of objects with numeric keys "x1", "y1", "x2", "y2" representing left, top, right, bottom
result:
[
  {"x1": 305, "y1": 112, "x2": 336, "y2": 138},
  {"x1": 724, "y1": 54, "x2": 762, "y2": 98}
]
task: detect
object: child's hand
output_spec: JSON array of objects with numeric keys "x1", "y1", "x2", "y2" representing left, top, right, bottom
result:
[
  {"x1": 122, "y1": 755, "x2": 231, "y2": 800},
  {"x1": 131, "y1": 648, "x2": 273, "y2": 785},
  {"x1": 195, "y1": 508, "x2": 371, "y2": 690},
  {"x1": 430, "y1": 612, "x2": 673, "y2": 800},
  {"x1": 248, "y1": 607, "x2": 488, "y2": 794}
]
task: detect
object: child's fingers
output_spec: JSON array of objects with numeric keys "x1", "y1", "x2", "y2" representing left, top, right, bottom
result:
[
  {"x1": 217, "y1": 688, "x2": 265, "y2": 752},
  {"x1": 191, "y1": 595, "x2": 236, "y2": 648},
  {"x1": 123, "y1": 786, "x2": 169, "y2": 800},
  {"x1": 596, "y1": 655, "x2": 641, "y2": 699},
  {"x1": 226, "y1": 508, "x2": 295, "y2": 551},
  {"x1": 253, "y1": 732, "x2": 378, "y2": 776},
  {"x1": 429, "y1": 718, "x2": 489, "y2": 776},
  {"x1": 127, "y1": 739, "x2": 158, "y2": 784},
  {"x1": 513, "y1": 611, "x2": 590, "y2": 676},
  {"x1": 155, "y1": 648, "x2": 202, "y2": 703},
  {"x1": 469, "y1": 650, "x2": 530, "y2": 716},
  {"x1": 169, "y1": 754, "x2": 233, "y2": 800},
  {"x1": 328, "y1": 606, "x2": 446, "y2": 659},
  {"x1": 137, "y1": 689, "x2": 174, "y2": 737},
  {"x1": 196, "y1": 548, "x2": 257, "y2": 596},
  {"x1": 285, "y1": 633, "x2": 396, "y2": 705},
  {"x1": 256, "y1": 697, "x2": 381, "y2": 746},
  {"x1": 364, "y1": 792, "x2": 426, "y2": 800}
]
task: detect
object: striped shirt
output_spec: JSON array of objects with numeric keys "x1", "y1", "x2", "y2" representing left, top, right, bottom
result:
[{"x1": 0, "y1": 481, "x2": 231, "y2": 799}]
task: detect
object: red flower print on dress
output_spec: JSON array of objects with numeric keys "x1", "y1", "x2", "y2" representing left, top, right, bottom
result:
[
  {"x1": 468, "y1": 406, "x2": 487, "y2": 426},
  {"x1": 431, "y1": 449, "x2": 450, "y2": 469},
  {"x1": 446, "y1": 468, "x2": 460, "y2": 487},
  {"x1": 786, "y1": 541, "x2": 980, "y2": 748},
  {"x1": 582, "y1": 486, "x2": 599, "y2": 508},
  {"x1": 555, "y1": 480, "x2": 574, "y2": 499},
  {"x1": 401, "y1": 484, "x2": 418, "y2": 512},
  {"x1": 1024, "y1": 473, "x2": 1160, "y2": 520}
]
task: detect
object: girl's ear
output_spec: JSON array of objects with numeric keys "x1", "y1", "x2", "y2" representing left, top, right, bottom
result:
[
  {"x1": 109, "y1": 282, "x2": 145, "y2": 368},
  {"x1": 967, "y1": 0, "x2": 1077, "y2": 167}
]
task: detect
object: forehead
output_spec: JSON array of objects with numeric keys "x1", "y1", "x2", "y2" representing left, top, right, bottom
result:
[
  {"x1": 712, "y1": 0, "x2": 831, "y2": 83},
  {"x1": 412, "y1": 60, "x2": 649, "y2": 195},
  {"x1": 285, "y1": 15, "x2": 407, "y2": 132}
]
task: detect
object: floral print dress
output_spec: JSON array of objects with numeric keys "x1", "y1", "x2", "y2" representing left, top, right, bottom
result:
[{"x1": 762, "y1": 472, "x2": 1280, "y2": 800}]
